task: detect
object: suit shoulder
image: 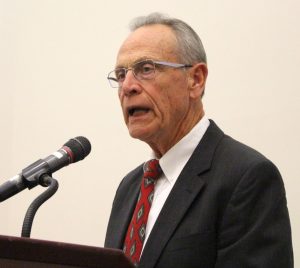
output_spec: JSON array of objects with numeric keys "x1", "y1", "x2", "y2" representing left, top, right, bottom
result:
[
  {"x1": 205, "y1": 120, "x2": 273, "y2": 170},
  {"x1": 218, "y1": 134, "x2": 271, "y2": 167},
  {"x1": 215, "y1": 135, "x2": 287, "y2": 201}
]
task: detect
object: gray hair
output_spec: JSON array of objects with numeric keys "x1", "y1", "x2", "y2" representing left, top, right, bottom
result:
[{"x1": 129, "y1": 12, "x2": 207, "y2": 65}]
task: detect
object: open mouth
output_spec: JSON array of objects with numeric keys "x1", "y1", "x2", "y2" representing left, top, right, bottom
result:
[{"x1": 128, "y1": 107, "x2": 150, "y2": 116}]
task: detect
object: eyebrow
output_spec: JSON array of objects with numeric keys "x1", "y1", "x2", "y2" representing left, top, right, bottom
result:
[{"x1": 115, "y1": 57, "x2": 158, "y2": 69}]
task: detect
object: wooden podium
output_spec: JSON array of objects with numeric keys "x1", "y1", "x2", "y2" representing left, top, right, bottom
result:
[{"x1": 0, "y1": 235, "x2": 134, "y2": 268}]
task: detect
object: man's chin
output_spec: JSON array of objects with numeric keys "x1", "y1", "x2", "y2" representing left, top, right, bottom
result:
[
  {"x1": 128, "y1": 130, "x2": 147, "y2": 140},
  {"x1": 128, "y1": 127, "x2": 153, "y2": 142}
]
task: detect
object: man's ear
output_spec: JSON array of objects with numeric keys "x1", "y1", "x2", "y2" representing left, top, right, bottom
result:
[{"x1": 188, "y1": 63, "x2": 208, "y2": 99}]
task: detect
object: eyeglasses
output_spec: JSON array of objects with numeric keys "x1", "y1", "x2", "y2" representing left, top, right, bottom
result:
[{"x1": 107, "y1": 59, "x2": 193, "y2": 88}]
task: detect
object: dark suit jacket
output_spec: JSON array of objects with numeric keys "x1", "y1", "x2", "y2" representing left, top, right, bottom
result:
[{"x1": 105, "y1": 121, "x2": 293, "y2": 268}]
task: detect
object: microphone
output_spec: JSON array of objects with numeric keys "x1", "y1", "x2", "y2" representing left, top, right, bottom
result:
[{"x1": 0, "y1": 136, "x2": 91, "y2": 202}]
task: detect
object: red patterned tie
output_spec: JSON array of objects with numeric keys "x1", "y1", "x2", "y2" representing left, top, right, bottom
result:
[{"x1": 123, "y1": 159, "x2": 161, "y2": 266}]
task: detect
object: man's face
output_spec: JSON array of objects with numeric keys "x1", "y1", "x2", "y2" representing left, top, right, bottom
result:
[{"x1": 116, "y1": 24, "x2": 201, "y2": 155}]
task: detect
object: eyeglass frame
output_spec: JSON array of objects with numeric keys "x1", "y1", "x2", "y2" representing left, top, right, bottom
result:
[{"x1": 107, "y1": 59, "x2": 193, "y2": 88}]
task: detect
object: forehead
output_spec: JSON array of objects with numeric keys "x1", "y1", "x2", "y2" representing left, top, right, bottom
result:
[{"x1": 116, "y1": 24, "x2": 178, "y2": 67}]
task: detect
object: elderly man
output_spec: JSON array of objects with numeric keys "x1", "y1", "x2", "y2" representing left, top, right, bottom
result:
[{"x1": 105, "y1": 13, "x2": 293, "y2": 268}]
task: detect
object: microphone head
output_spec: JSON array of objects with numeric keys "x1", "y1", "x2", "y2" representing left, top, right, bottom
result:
[{"x1": 64, "y1": 136, "x2": 91, "y2": 162}]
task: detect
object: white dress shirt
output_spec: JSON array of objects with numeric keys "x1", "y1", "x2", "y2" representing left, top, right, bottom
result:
[{"x1": 142, "y1": 115, "x2": 210, "y2": 250}]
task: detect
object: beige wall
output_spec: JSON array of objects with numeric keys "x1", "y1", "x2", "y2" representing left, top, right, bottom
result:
[{"x1": 0, "y1": 0, "x2": 299, "y2": 264}]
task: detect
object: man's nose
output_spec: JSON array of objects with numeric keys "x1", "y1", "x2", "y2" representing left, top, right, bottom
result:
[{"x1": 120, "y1": 70, "x2": 142, "y2": 96}]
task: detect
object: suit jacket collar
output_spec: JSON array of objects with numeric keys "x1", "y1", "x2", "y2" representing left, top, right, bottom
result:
[{"x1": 139, "y1": 120, "x2": 224, "y2": 268}]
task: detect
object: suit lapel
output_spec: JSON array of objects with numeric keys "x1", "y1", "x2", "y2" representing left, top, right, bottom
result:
[
  {"x1": 139, "y1": 120, "x2": 224, "y2": 268},
  {"x1": 105, "y1": 166, "x2": 143, "y2": 249}
]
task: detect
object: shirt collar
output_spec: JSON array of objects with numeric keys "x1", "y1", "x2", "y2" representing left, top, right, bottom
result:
[{"x1": 151, "y1": 115, "x2": 210, "y2": 184}]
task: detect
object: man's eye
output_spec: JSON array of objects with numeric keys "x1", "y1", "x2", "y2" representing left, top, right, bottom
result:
[
  {"x1": 143, "y1": 65, "x2": 154, "y2": 74},
  {"x1": 135, "y1": 62, "x2": 155, "y2": 75},
  {"x1": 115, "y1": 69, "x2": 126, "y2": 81}
]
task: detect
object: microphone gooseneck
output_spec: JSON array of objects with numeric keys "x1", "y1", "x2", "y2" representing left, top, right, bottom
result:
[{"x1": 21, "y1": 174, "x2": 59, "y2": 238}]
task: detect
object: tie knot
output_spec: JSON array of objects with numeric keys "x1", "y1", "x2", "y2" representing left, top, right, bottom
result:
[{"x1": 143, "y1": 159, "x2": 162, "y2": 181}]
